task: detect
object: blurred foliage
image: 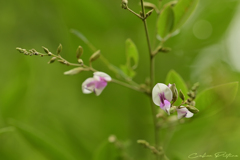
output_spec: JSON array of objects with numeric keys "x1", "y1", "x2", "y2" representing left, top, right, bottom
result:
[{"x1": 0, "y1": 0, "x2": 240, "y2": 160}]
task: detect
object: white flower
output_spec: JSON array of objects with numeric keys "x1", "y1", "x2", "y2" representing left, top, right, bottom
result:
[
  {"x1": 152, "y1": 83, "x2": 173, "y2": 115},
  {"x1": 82, "y1": 72, "x2": 111, "y2": 96},
  {"x1": 177, "y1": 107, "x2": 194, "y2": 119}
]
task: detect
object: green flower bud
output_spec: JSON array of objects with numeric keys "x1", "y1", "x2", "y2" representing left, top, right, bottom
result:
[
  {"x1": 170, "y1": 105, "x2": 177, "y2": 114},
  {"x1": 186, "y1": 105, "x2": 199, "y2": 114},
  {"x1": 89, "y1": 50, "x2": 101, "y2": 63},
  {"x1": 57, "y1": 44, "x2": 62, "y2": 55},
  {"x1": 64, "y1": 67, "x2": 85, "y2": 75},
  {"x1": 77, "y1": 59, "x2": 83, "y2": 65},
  {"x1": 179, "y1": 90, "x2": 185, "y2": 100},
  {"x1": 42, "y1": 46, "x2": 49, "y2": 54},
  {"x1": 170, "y1": 83, "x2": 178, "y2": 103},
  {"x1": 76, "y1": 46, "x2": 83, "y2": 59},
  {"x1": 48, "y1": 57, "x2": 57, "y2": 64}
]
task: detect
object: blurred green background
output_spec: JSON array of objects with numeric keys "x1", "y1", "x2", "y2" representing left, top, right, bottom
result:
[{"x1": 0, "y1": 0, "x2": 240, "y2": 159}]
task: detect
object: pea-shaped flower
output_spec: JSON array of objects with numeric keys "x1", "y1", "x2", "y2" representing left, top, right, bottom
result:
[
  {"x1": 177, "y1": 107, "x2": 194, "y2": 119},
  {"x1": 82, "y1": 72, "x2": 111, "y2": 96},
  {"x1": 152, "y1": 83, "x2": 173, "y2": 115}
]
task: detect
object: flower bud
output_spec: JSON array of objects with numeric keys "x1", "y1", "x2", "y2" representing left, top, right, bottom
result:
[
  {"x1": 48, "y1": 57, "x2": 57, "y2": 64},
  {"x1": 89, "y1": 50, "x2": 101, "y2": 63},
  {"x1": 108, "y1": 135, "x2": 117, "y2": 143},
  {"x1": 78, "y1": 59, "x2": 84, "y2": 65},
  {"x1": 64, "y1": 67, "x2": 85, "y2": 75},
  {"x1": 76, "y1": 46, "x2": 83, "y2": 59},
  {"x1": 170, "y1": 105, "x2": 177, "y2": 114},
  {"x1": 42, "y1": 46, "x2": 49, "y2": 54},
  {"x1": 16, "y1": 47, "x2": 24, "y2": 53},
  {"x1": 57, "y1": 44, "x2": 62, "y2": 55},
  {"x1": 170, "y1": 83, "x2": 178, "y2": 103},
  {"x1": 146, "y1": 9, "x2": 154, "y2": 18},
  {"x1": 179, "y1": 90, "x2": 185, "y2": 100},
  {"x1": 122, "y1": 0, "x2": 128, "y2": 9},
  {"x1": 186, "y1": 105, "x2": 199, "y2": 114},
  {"x1": 122, "y1": 0, "x2": 128, "y2": 5}
]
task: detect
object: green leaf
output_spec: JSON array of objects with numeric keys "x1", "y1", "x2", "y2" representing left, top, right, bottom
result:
[
  {"x1": 93, "y1": 140, "x2": 120, "y2": 160},
  {"x1": 165, "y1": 70, "x2": 188, "y2": 105},
  {"x1": 157, "y1": 5, "x2": 174, "y2": 39},
  {"x1": 195, "y1": 82, "x2": 238, "y2": 115},
  {"x1": 171, "y1": 0, "x2": 199, "y2": 32},
  {"x1": 125, "y1": 39, "x2": 139, "y2": 69},
  {"x1": 13, "y1": 121, "x2": 77, "y2": 160}
]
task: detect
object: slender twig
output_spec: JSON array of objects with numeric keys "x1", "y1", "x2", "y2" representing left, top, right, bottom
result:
[
  {"x1": 126, "y1": 7, "x2": 144, "y2": 20},
  {"x1": 140, "y1": 0, "x2": 159, "y2": 160},
  {"x1": 111, "y1": 79, "x2": 145, "y2": 93}
]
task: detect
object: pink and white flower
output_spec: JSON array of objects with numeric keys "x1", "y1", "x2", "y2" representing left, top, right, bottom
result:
[
  {"x1": 152, "y1": 83, "x2": 173, "y2": 115},
  {"x1": 177, "y1": 107, "x2": 194, "y2": 119},
  {"x1": 82, "y1": 72, "x2": 111, "y2": 96}
]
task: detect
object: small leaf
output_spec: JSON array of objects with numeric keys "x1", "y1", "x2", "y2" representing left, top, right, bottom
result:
[
  {"x1": 195, "y1": 82, "x2": 238, "y2": 115},
  {"x1": 165, "y1": 70, "x2": 188, "y2": 105},
  {"x1": 157, "y1": 5, "x2": 174, "y2": 39},
  {"x1": 125, "y1": 39, "x2": 139, "y2": 69},
  {"x1": 171, "y1": 0, "x2": 199, "y2": 32}
]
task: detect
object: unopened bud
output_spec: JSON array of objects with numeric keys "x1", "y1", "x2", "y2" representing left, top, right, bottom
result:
[
  {"x1": 186, "y1": 105, "x2": 199, "y2": 114},
  {"x1": 42, "y1": 46, "x2": 49, "y2": 54},
  {"x1": 76, "y1": 46, "x2": 83, "y2": 59},
  {"x1": 48, "y1": 57, "x2": 57, "y2": 64},
  {"x1": 64, "y1": 67, "x2": 85, "y2": 75},
  {"x1": 191, "y1": 82, "x2": 200, "y2": 91},
  {"x1": 89, "y1": 50, "x2": 101, "y2": 63},
  {"x1": 57, "y1": 44, "x2": 62, "y2": 55},
  {"x1": 122, "y1": 0, "x2": 128, "y2": 9},
  {"x1": 108, "y1": 135, "x2": 117, "y2": 143},
  {"x1": 146, "y1": 9, "x2": 154, "y2": 18},
  {"x1": 58, "y1": 60, "x2": 69, "y2": 65},
  {"x1": 170, "y1": 105, "x2": 177, "y2": 114},
  {"x1": 179, "y1": 90, "x2": 185, "y2": 101},
  {"x1": 160, "y1": 47, "x2": 171, "y2": 53},
  {"x1": 190, "y1": 101, "x2": 196, "y2": 106},
  {"x1": 170, "y1": 84, "x2": 178, "y2": 103},
  {"x1": 16, "y1": 47, "x2": 24, "y2": 53},
  {"x1": 78, "y1": 59, "x2": 83, "y2": 65}
]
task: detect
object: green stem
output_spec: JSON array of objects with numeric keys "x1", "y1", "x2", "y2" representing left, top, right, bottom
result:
[
  {"x1": 111, "y1": 79, "x2": 145, "y2": 93},
  {"x1": 126, "y1": 7, "x2": 144, "y2": 20},
  {"x1": 140, "y1": 0, "x2": 159, "y2": 160}
]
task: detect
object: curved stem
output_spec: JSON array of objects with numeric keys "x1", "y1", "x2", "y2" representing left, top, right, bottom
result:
[{"x1": 140, "y1": 0, "x2": 159, "y2": 159}]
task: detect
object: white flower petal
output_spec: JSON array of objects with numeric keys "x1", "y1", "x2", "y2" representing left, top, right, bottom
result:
[
  {"x1": 95, "y1": 87, "x2": 105, "y2": 96},
  {"x1": 177, "y1": 108, "x2": 188, "y2": 119},
  {"x1": 94, "y1": 72, "x2": 112, "y2": 81},
  {"x1": 177, "y1": 107, "x2": 194, "y2": 119},
  {"x1": 152, "y1": 83, "x2": 173, "y2": 106},
  {"x1": 186, "y1": 110, "x2": 194, "y2": 118},
  {"x1": 82, "y1": 77, "x2": 96, "y2": 94}
]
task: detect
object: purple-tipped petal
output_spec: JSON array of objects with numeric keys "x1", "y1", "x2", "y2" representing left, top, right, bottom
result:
[
  {"x1": 160, "y1": 99, "x2": 171, "y2": 115},
  {"x1": 94, "y1": 72, "x2": 112, "y2": 81}
]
